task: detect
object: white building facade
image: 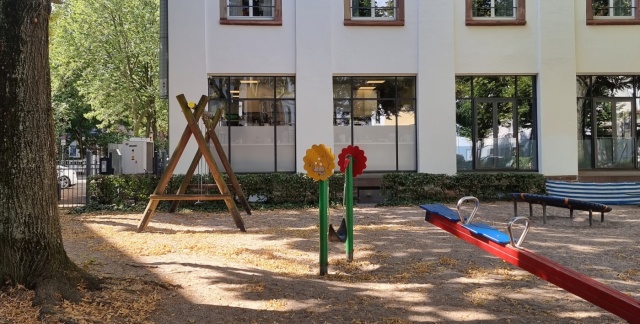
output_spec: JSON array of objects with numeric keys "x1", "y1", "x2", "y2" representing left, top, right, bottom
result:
[{"x1": 166, "y1": 0, "x2": 640, "y2": 178}]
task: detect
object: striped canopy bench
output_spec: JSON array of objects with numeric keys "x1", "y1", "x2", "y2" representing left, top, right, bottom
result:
[
  {"x1": 510, "y1": 180, "x2": 640, "y2": 226},
  {"x1": 545, "y1": 180, "x2": 640, "y2": 205}
]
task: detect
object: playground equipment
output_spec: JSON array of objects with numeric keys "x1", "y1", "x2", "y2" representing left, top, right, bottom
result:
[
  {"x1": 304, "y1": 144, "x2": 367, "y2": 275},
  {"x1": 303, "y1": 144, "x2": 335, "y2": 275},
  {"x1": 328, "y1": 146, "x2": 367, "y2": 262},
  {"x1": 137, "y1": 94, "x2": 251, "y2": 232},
  {"x1": 420, "y1": 198, "x2": 640, "y2": 322}
]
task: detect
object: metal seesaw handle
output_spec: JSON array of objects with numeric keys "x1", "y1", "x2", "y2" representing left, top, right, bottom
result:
[
  {"x1": 456, "y1": 196, "x2": 479, "y2": 225},
  {"x1": 507, "y1": 216, "x2": 530, "y2": 248}
]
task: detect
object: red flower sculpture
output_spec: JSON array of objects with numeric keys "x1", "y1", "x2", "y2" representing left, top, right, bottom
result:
[{"x1": 338, "y1": 145, "x2": 367, "y2": 177}]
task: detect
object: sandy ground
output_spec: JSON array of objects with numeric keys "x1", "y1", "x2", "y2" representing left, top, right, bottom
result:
[{"x1": 4, "y1": 201, "x2": 639, "y2": 323}]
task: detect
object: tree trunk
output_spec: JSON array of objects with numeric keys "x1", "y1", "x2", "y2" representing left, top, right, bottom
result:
[{"x1": 0, "y1": 0, "x2": 98, "y2": 314}]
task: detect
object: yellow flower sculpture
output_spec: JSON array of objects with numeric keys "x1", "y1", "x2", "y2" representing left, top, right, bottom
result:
[{"x1": 303, "y1": 144, "x2": 335, "y2": 181}]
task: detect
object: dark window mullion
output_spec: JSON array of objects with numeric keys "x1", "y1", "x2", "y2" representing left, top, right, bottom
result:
[
  {"x1": 272, "y1": 77, "x2": 277, "y2": 172},
  {"x1": 590, "y1": 98, "x2": 597, "y2": 168},
  {"x1": 394, "y1": 77, "x2": 399, "y2": 171},
  {"x1": 226, "y1": 77, "x2": 233, "y2": 165},
  {"x1": 350, "y1": 78, "x2": 354, "y2": 146},
  {"x1": 633, "y1": 99, "x2": 639, "y2": 168},
  {"x1": 470, "y1": 79, "x2": 478, "y2": 170},
  {"x1": 511, "y1": 98, "x2": 517, "y2": 169}
]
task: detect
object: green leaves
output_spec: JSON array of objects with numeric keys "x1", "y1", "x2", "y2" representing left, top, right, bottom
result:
[
  {"x1": 50, "y1": 0, "x2": 165, "y2": 142},
  {"x1": 380, "y1": 172, "x2": 546, "y2": 205},
  {"x1": 85, "y1": 172, "x2": 546, "y2": 211}
]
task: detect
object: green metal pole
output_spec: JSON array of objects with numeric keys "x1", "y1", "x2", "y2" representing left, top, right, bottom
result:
[
  {"x1": 319, "y1": 179, "x2": 329, "y2": 275},
  {"x1": 345, "y1": 157, "x2": 354, "y2": 262}
]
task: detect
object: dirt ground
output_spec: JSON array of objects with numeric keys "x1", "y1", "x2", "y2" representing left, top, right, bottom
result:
[{"x1": 3, "y1": 201, "x2": 640, "y2": 323}]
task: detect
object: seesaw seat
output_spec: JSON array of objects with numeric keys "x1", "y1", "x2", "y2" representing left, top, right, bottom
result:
[{"x1": 420, "y1": 203, "x2": 512, "y2": 245}]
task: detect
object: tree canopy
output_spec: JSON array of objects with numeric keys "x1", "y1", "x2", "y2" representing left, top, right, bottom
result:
[{"x1": 50, "y1": 0, "x2": 167, "y2": 152}]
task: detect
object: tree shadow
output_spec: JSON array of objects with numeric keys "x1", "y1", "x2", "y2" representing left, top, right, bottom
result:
[{"x1": 61, "y1": 203, "x2": 639, "y2": 322}]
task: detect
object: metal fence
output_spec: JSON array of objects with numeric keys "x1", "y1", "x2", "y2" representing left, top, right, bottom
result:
[
  {"x1": 57, "y1": 151, "x2": 98, "y2": 207},
  {"x1": 57, "y1": 150, "x2": 167, "y2": 207}
]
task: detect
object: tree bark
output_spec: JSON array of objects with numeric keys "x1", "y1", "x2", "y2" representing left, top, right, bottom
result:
[{"x1": 0, "y1": 0, "x2": 98, "y2": 314}]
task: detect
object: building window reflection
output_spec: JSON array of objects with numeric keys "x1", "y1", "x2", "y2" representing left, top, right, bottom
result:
[
  {"x1": 333, "y1": 76, "x2": 416, "y2": 172},
  {"x1": 455, "y1": 75, "x2": 537, "y2": 171},
  {"x1": 208, "y1": 76, "x2": 295, "y2": 172}
]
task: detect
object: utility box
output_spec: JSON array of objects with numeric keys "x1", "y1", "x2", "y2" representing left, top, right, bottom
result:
[
  {"x1": 107, "y1": 143, "x2": 123, "y2": 175},
  {"x1": 121, "y1": 138, "x2": 153, "y2": 174}
]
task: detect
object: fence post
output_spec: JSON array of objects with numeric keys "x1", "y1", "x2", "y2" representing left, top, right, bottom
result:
[{"x1": 86, "y1": 150, "x2": 92, "y2": 205}]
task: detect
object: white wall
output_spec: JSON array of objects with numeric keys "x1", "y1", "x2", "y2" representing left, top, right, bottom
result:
[
  {"x1": 205, "y1": 0, "x2": 296, "y2": 74},
  {"x1": 166, "y1": 0, "x2": 640, "y2": 176},
  {"x1": 536, "y1": 0, "x2": 578, "y2": 176},
  {"x1": 168, "y1": 0, "x2": 208, "y2": 173},
  {"x1": 331, "y1": 1, "x2": 418, "y2": 74},
  {"x1": 418, "y1": 0, "x2": 457, "y2": 174},
  {"x1": 295, "y1": 1, "x2": 334, "y2": 172},
  {"x1": 453, "y1": 1, "x2": 539, "y2": 74},
  {"x1": 574, "y1": 2, "x2": 640, "y2": 74}
]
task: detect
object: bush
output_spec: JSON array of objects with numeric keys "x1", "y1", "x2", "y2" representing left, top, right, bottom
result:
[
  {"x1": 85, "y1": 172, "x2": 546, "y2": 211},
  {"x1": 380, "y1": 172, "x2": 546, "y2": 205}
]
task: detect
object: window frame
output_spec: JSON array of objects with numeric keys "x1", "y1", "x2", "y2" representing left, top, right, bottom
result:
[
  {"x1": 208, "y1": 75, "x2": 296, "y2": 173},
  {"x1": 587, "y1": 0, "x2": 640, "y2": 25},
  {"x1": 333, "y1": 76, "x2": 417, "y2": 172},
  {"x1": 220, "y1": 0, "x2": 282, "y2": 26},
  {"x1": 577, "y1": 75, "x2": 640, "y2": 170},
  {"x1": 344, "y1": 0, "x2": 405, "y2": 26},
  {"x1": 465, "y1": 0, "x2": 526, "y2": 26},
  {"x1": 455, "y1": 75, "x2": 538, "y2": 172}
]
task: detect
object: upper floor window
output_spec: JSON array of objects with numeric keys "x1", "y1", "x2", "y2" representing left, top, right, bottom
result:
[
  {"x1": 220, "y1": 0, "x2": 282, "y2": 26},
  {"x1": 587, "y1": 0, "x2": 640, "y2": 25},
  {"x1": 344, "y1": 0, "x2": 405, "y2": 26},
  {"x1": 466, "y1": 0, "x2": 526, "y2": 26}
]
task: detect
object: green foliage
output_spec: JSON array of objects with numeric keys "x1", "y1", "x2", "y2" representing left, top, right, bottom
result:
[
  {"x1": 380, "y1": 172, "x2": 546, "y2": 206},
  {"x1": 455, "y1": 75, "x2": 534, "y2": 141},
  {"x1": 84, "y1": 172, "x2": 348, "y2": 211},
  {"x1": 83, "y1": 172, "x2": 546, "y2": 212},
  {"x1": 50, "y1": 0, "x2": 166, "y2": 142},
  {"x1": 89, "y1": 174, "x2": 157, "y2": 206}
]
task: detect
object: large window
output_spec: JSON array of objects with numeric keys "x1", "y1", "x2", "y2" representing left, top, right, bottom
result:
[
  {"x1": 577, "y1": 76, "x2": 640, "y2": 169},
  {"x1": 455, "y1": 76, "x2": 537, "y2": 171},
  {"x1": 220, "y1": 0, "x2": 282, "y2": 25},
  {"x1": 466, "y1": 0, "x2": 526, "y2": 26},
  {"x1": 344, "y1": 0, "x2": 404, "y2": 26},
  {"x1": 587, "y1": 0, "x2": 640, "y2": 25},
  {"x1": 333, "y1": 76, "x2": 416, "y2": 172},
  {"x1": 208, "y1": 76, "x2": 295, "y2": 172}
]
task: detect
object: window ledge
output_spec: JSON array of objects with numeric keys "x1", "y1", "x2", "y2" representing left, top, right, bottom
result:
[
  {"x1": 466, "y1": 19, "x2": 526, "y2": 26},
  {"x1": 344, "y1": 19, "x2": 404, "y2": 26},
  {"x1": 586, "y1": 19, "x2": 640, "y2": 25},
  {"x1": 220, "y1": 19, "x2": 282, "y2": 26}
]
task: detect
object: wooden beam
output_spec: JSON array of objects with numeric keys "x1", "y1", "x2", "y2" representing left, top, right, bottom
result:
[
  {"x1": 180, "y1": 99, "x2": 246, "y2": 232},
  {"x1": 137, "y1": 95, "x2": 207, "y2": 232},
  {"x1": 203, "y1": 110, "x2": 252, "y2": 215}
]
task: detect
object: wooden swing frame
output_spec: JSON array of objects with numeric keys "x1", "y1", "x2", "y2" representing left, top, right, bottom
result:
[{"x1": 137, "y1": 94, "x2": 251, "y2": 232}]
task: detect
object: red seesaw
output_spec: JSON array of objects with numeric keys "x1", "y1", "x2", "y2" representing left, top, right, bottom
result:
[{"x1": 420, "y1": 197, "x2": 640, "y2": 323}]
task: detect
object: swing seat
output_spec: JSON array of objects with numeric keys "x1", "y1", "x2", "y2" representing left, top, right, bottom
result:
[{"x1": 329, "y1": 218, "x2": 347, "y2": 242}]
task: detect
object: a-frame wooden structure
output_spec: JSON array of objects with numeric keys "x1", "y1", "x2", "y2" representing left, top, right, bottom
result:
[{"x1": 137, "y1": 94, "x2": 251, "y2": 232}]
